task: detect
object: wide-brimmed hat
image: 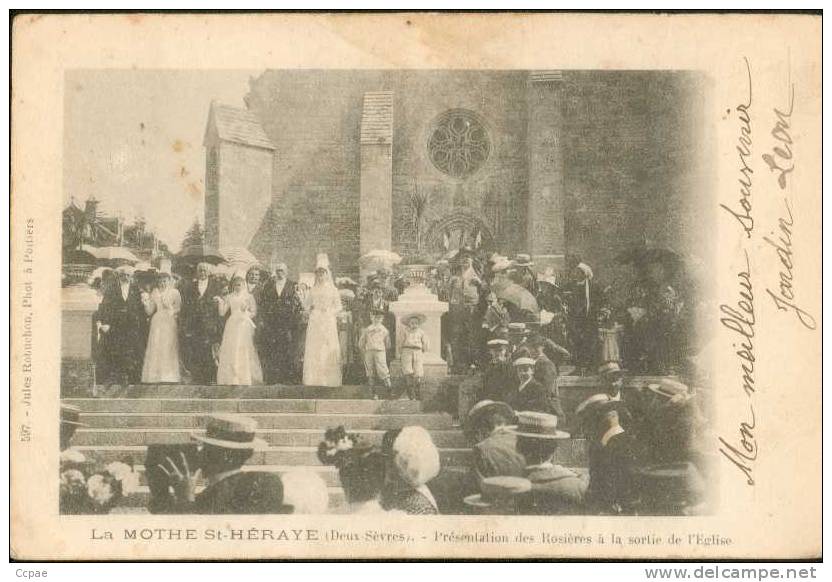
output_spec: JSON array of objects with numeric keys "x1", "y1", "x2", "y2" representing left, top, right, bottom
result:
[
  {"x1": 463, "y1": 476, "x2": 532, "y2": 508},
  {"x1": 647, "y1": 378, "x2": 691, "y2": 400},
  {"x1": 402, "y1": 313, "x2": 426, "y2": 325},
  {"x1": 598, "y1": 361, "x2": 625, "y2": 380},
  {"x1": 513, "y1": 253, "x2": 534, "y2": 267},
  {"x1": 575, "y1": 393, "x2": 628, "y2": 423},
  {"x1": 60, "y1": 403, "x2": 88, "y2": 427},
  {"x1": 509, "y1": 411, "x2": 570, "y2": 439},
  {"x1": 491, "y1": 257, "x2": 512, "y2": 273},
  {"x1": 191, "y1": 414, "x2": 267, "y2": 450},
  {"x1": 465, "y1": 400, "x2": 516, "y2": 432}
]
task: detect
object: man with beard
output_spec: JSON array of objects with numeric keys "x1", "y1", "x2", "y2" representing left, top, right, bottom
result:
[
  {"x1": 180, "y1": 262, "x2": 223, "y2": 384},
  {"x1": 97, "y1": 266, "x2": 146, "y2": 385},
  {"x1": 257, "y1": 261, "x2": 301, "y2": 384}
]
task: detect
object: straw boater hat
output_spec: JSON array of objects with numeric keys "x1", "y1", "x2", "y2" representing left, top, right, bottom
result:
[
  {"x1": 512, "y1": 357, "x2": 536, "y2": 368},
  {"x1": 402, "y1": 313, "x2": 426, "y2": 325},
  {"x1": 598, "y1": 361, "x2": 625, "y2": 380},
  {"x1": 465, "y1": 400, "x2": 516, "y2": 433},
  {"x1": 463, "y1": 476, "x2": 532, "y2": 509},
  {"x1": 60, "y1": 403, "x2": 88, "y2": 428},
  {"x1": 647, "y1": 378, "x2": 691, "y2": 401},
  {"x1": 486, "y1": 338, "x2": 509, "y2": 349},
  {"x1": 509, "y1": 411, "x2": 570, "y2": 439},
  {"x1": 191, "y1": 414, "x2": 266, "y2": 450},
  {"x1": 575, "y1": 393, "x2": 628, "y2": 424},
  {"x1": 507, "y1": 322, "x2": 530, "y2": 336}
]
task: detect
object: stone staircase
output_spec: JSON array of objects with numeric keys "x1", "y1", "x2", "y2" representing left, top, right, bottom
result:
[{"x1": 63, "y1": 383, "x2": 592, "y2": 513}]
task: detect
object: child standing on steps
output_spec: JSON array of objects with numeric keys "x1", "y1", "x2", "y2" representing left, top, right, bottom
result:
[
  {"x1": 399, "y1": 313, "x2": 428, "y2": 401},
  {"x1": 358, "y1": 310, "x2": 392, "y2": 400}
]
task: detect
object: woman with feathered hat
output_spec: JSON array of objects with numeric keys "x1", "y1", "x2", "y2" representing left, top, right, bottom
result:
[{"x1": 302, "y1": 253, "x2": 343, "y2": 387}]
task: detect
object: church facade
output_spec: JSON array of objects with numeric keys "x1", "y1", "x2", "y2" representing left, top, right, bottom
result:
[{"x1": 203, "y1": 70, "x2": 707, "y2": 277}]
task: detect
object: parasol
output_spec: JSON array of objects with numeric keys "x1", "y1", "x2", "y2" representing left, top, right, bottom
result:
[
  {"x1": 494, "y1": 282, "x2": 539, "y2": 313},
  {"x1": 176, "y1": 243, "x2": 225, "y2": 266},
  {"x1": 80, "y1": 244, "x2": 140, "y2": 265},
  {"x1": 616, "y1": 246, "x2": 682, "y2": 277},
  {"x1": 359, "y1": 250, "x2": 402, "y2": 273},
  {"x1": 219, "y1": 246, "x2": 260, "y2": 273}
]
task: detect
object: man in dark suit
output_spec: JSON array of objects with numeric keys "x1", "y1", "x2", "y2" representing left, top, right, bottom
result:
[
  {"x1": 465, "y1": 400, "x2": 525, "y2": 482},
  {"x1": 576, "y1": 394, "x2": 641, "y2": 514},
  {"x1": 525, "y1": 335, "x2": 567, "y2": 418},
  {"x1": 97, "y1": 266, "x2": 146, "y2": 385},
  {"x1": 155, "y1": 414, "x2": 294, "y2": 514},
  {"x1": 511, "y1": 411, "x2": 587, "y2": 515},
  {"x1": 478, "y1": 339, "x2": 515, "y2": 403},
  {"x1": 180, "y1": 262, "x2": 223, "y2": 384},
  {"x1": 505, "y1": 358, "x2": 553, "y2": 414},
  {"x1": 257, "y1": 262, "x2": 301, "y2": 384}
]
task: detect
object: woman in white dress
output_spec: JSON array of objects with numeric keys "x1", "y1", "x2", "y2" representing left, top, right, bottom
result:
[
  {"x1": 141, "y1": 272, "x2": 182, "y2": 383},
  {"x1": 302, "y1": 254, "x2": 343, "y2": 387},
  {"x1": 216, "y1": 275, "x2": 263, "y2": 386}
]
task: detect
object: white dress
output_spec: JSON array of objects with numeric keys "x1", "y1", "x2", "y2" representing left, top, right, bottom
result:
[
  {"x1": 302, "y1": 282, "x2": 343, "y2": 387},
  {"x1": 216, "y1": 291, "x2": 263, "y2": 386},
  {"x1": 141, "y1": 287, "x2": 182, "y2": 383}
]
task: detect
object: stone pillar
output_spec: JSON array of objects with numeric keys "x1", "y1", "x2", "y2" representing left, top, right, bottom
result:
[
  {"x1": 527, "y1": 71, "x2": 567, "y2": 273},
  {"x1": 359, "y1": 91, "x2": 394, "y2": 270},
  {"x1": 389, "y1": 268, "x2": 449, "y2": 378},
  {"x1": 61, "y1": 284, "x2": 101, "y2": 395}
]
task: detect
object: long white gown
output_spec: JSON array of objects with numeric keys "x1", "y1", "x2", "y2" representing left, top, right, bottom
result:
[
  {"x1": 216, "y1": 291, "x2": 263, "y2": 386},
  {"x1": 302, "y1": 280, "x2": 343, "y2": 387},
  {"x1": 141, "y1": 287, "x2": 182, "y2": 383}
]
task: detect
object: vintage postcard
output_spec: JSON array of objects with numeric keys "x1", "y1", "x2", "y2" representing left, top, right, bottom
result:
[{"x1": 10, "y1": 12, "x2": 821, "y2": 560}]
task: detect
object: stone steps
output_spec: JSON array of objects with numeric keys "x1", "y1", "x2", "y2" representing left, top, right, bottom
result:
[
  {"x1": 64, "y1": 398, "x2": 423, "y2": 414},
  {"x1": 74, "y1": 428, "x2": 469, "y2": 448},
  {"x1": 92, "y1": 385, "x2": 384, "y2": 400},
  {"x1": 75, "y1": 445, "x2": 475, "y2": 467},
  {"x1": 78, "y1": 412, "x2": 455, "y2": 430}
]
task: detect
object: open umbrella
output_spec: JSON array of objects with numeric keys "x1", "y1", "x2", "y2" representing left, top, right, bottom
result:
[
  {"x1": 616, "y1": 246, "x2": 682, "y2": 277},
  {"x1": 494, "y1": 282, "x2": 539, "y2": 313}
]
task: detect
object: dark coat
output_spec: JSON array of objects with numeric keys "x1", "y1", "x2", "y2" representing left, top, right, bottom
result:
[
  {"x1": 180, "y1": 278, "x2": 223, "y2": 382},
  {"x1": 505, "y1": 379, "x2": 553, "y2": 415},
  {"x1": 479, "y1": 361, "x2": 516, "y2": 403},
  {"x1": 257, "y1": 278, "x2": 301, "y2": 383},
  {"x1": 533, "y1": 354, "x2": 565, "y2": 417},
  {"x1": 473, "y1": 429, "x2": 526, "y2": 480},
  {"x1": 97, "y1": 282, "x2": 146, "y2": 383},
  {"x1": 194, "y1": 471, "x2": 293, "y2": 515},
  {"x1": 519, "y1": 464, "x2": 588, "y2": 515},
  {"x1": 587, "y1": 431, "x2": 640, "y2": 514}
]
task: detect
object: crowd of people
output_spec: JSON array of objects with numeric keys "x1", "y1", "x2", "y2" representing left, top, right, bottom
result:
[
  {"x1": 60, "y1": 365, "x2": 709, "y2": 516},
  {"x1": 90, "y1": 245, "x2": 695, "y2": 393}
]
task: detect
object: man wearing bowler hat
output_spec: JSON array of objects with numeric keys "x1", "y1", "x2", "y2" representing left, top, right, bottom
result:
[
  {"x1": 576, "y1": 394, "x2": 641, "y2": 514},
  {"x1": 510, "y1": 411, "x2": 587, "y2": 515},
  {"x1": 157, "y1": 414, "x2": 293, "y2": 514}
]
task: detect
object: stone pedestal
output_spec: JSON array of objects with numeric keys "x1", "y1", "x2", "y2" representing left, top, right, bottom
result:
[
  {"x1": 389, "y1": 279, "x2": 449, "y2": 378},
  {"x1": 61, "y1": 284, "x2": 101, "y2": 395}
]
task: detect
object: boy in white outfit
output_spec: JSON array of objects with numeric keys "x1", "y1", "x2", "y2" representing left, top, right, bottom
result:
[
  {"x1": 400, "y1": 313, "x2": 429, "y2": 400},
  {"x1": 358, "y1": 310, "x2": 391, "y2": 399}
]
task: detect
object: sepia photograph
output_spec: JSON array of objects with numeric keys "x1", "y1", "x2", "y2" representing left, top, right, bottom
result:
[
  {"x1": 11, "y1": 12, "x2": 821, "y2": 561},
  {"x1": 59, "y1": 68, "x2": 714, "y2": 518}
]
